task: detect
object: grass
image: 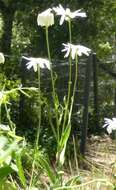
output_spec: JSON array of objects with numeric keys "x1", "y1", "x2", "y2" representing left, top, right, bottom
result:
[
  {"x1": 0, "y1": 120, "x2": 116, "y2": 189},
  {"x1": 21, "y1": 134, "x2": 116, "y2": 189}
]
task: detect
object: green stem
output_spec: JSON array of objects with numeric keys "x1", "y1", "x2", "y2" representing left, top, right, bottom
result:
[
  {"x1": 29, "y1": 65, "x2": 41, "y2": 188},
  {"x1": 36, "y1": 64, "x2": 41, "y2": 147},
  {"x1": 48, "y1": 111, "x2": 57, "y2": 140},
  {"x1": 4, "y1": 104, "x2": 14, "y2": 130},
  {"x1": 45, "y1": 27, "x2": 59, "y2": 143},
  {"x1": 45, "y1": 27, "x2": 55, "y2": 95},
  {"x1": 69, "y1": 19, "x2": 72, "y2": 43},
  {"x1": 62, "y1": 19, "x2": 72, "y2": 132},
  {"x1": 68, "y1": 54, "x2": 78, "y2": 126}
]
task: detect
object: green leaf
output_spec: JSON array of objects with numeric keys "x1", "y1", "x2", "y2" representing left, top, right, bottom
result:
[
  {"x1": 38, "y1": 156, "x2": 56, "y2": 184},
  {"x1": 8, "y1": 131, "x2": 23, "y2": 141},
  {"x1": 59, "y1": 143, "x2": 66, "y2": 166},
  {"x1": 65, "y1": 175, "x2": 82, "y2": 186},
  {"x1": 15, "y1": 154, "x2": 26, "y2": 187},
  {"x1": 0, "y1": 141, "x2": 17, "y2": 165},
  {"x1": 0, "y1": 166, "x2": 13, "y2": 181},
  {"x1": 0, "y1": 181, "x2": 17, "y2": 190},
  {"x1": 58, "y1": 125, "x2": 71, "y2": 152},
  {"x1": 57, "y1": 125, "x2": 71, "y2": 165}
]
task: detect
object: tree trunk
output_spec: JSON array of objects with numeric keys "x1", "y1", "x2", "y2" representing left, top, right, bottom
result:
[{"x1": 0, "y1": 8, "x2": 15, "y2": 54}]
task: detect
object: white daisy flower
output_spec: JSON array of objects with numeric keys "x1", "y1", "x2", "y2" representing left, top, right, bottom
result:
[
  {"x1": 23, "y1": 56, "x2": 51, "y2": 72},
  {"x1": 62, "y1": 43, "x2": 91, "y2": 59},
  {"x1": 103, "y1": 118, "x2": 116, "y2": 134},
  {"x1": 37, "y1": 8, "x2": 54, "y2": 27},
  {"x1": 53, "y1": 4, "x2": 86, "y2": 25},
  {"x1": 0, "y1": 52, "x2": 5, "y2": 64}
]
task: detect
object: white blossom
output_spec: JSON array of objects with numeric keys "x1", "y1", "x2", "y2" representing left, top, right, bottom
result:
[
  {"x1": 53, "y1": 4, "x2": 86, "y2": 25},
  {"x1": 0, "y1": 52, "x2": 5, "y2": 64},
  {"x1": 62, "y1": 43, "x2": 91, "y2": 59},
  {"x1": 23, "y1": 56, "x2": 51, "y2": 72},
  {"x1": 103, "y1": 118, "x2": 116, "y2": 134},
  {"x1": 37, "y1": 8, "x2": 54, "y2": 27}
]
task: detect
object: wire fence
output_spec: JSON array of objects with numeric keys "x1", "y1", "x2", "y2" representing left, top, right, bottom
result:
[{"x1": 5, "y1": 53, "x2": 116, "y2": 154}]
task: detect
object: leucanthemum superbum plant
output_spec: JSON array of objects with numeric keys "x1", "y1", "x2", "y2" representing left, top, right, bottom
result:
[{"x1": 25, "y1": 4, "x2": 91, "y2": 188}]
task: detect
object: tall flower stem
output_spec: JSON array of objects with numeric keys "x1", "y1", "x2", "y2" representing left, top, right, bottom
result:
[
  {"x1": 36, "y1": 64, "x2": 41, "y2": 147},
  {"x1": 29, "y1": 65, "x2": 41, "y2": 188},
  {"x1": 57, "y1": 55, "x2": 78, "y2": 168},
  {"x1": 68, "y1": 19, "x2": 72, "y2": 43},
  {"x1": 45, "y1": 27, "x2": 59, "y2": 143},
  {"x1": 62, "y1": 19, "x2": 72, "y2": 132},
  {"x1": 68, "y1": 54, "x2": 78, "y2": 125}
]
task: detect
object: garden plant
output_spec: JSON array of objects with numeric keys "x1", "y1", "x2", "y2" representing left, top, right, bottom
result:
[{"x1": 0, "y1": 3, "x2": 116, "y2": 190}]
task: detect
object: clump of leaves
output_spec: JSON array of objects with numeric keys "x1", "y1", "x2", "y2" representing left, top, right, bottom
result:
[{"x1": 0, "y1": 124, "x2": 26, "y2": 189}]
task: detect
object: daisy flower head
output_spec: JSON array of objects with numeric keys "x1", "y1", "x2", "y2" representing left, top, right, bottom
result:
[
  {"x1": 103, "y1": 118, "x2": 116, "y2": 134},
  {"x1": 0, "y1": 52, "x2": 5, "y2": 64},
  {"x1": 37, "y1": 8, "x2": 54, "y2": 27},
  {"x1": 23, "y1": 56, "x2": 51, "y2": 72},
  {"x1": 62, "y1": 43, "x2": 91, "y2": 59},
  {"x1": 53, "y1": 4, "x2": 86, "y2": 25}
]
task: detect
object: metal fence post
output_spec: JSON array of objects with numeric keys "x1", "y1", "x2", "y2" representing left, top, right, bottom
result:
[
  {"x1": 112, "y1": 87, "x2": 116, "y2": 139},
  {"x1": 93, "y1": 53, "x2": 100, "y2": 133}
]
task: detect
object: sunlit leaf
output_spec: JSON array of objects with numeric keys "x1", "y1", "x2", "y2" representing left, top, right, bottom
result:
[
  {"x1": 0, "y1": 166, "x2": 13, "y2": 181},
  {"x1": 15, "y1": 154, "x2": 26, "y2": 187}
]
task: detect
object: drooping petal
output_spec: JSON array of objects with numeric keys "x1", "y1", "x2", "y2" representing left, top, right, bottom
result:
[
  {"x1": 37, "y1": 60, "x2": 45, "y2": 69},
  {"x1": 24, "y1": 56, "x2": 51, "y2": 72},
  {"x1": 62, "y1": 43, "x2": 70, "y2": 58},
  {"x1": 60, "y1": 15, "x2": 65, "y2": 25},
  {"x1": 77, "y1": 45, "x2": 91, "y2": 56},
  {"x1": 26, "y1": 61, "x2": 33, "y2": 70},
  {"x1": 107, "y1": 126, "x2": 112, "y2": 134},
  {"x1": 45, "y1": 61, "x2": 51, "y2": 70},
  {"x1": 53, "y1": 4, "x2": 65, "y2": 16},
  {"x1": 53, "y1": 4, "x2": 87, "y2": 25},
  {"x1": 33, "y1": 63, "x2": 38, "y2": 72},
  {"x1": 71, "y1": 45, "x2": 77, "y2": 59},
  {"x1": 62, "y1": 43, "x2": 91, "y2": 59},
  {"x1": 73, "y1": 9, "x2": 87, "y2": 18},
  {"x1": 103, "y1": 117, "x2": 116, "y2": 134}
]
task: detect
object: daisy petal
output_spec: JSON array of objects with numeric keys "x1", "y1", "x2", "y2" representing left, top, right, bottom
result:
[{"x1": 53, "y1": 4, "x2": 87, "y2": 25}]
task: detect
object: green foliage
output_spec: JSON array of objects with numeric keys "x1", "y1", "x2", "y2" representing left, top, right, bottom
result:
[
  {"x1": 97, "y1": 42, "x2": 112, "y2": 59},
  {"x1": 0, "y1": 1, "x2": 115, "y2": 189},
  {"x1": 0, "y1": 124, "x2": 26, "y2": 188}
]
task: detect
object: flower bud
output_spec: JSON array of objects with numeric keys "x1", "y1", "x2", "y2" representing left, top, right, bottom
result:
[{"x1": 37, "y1": 8, "x2": 54, "y2": 27}]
